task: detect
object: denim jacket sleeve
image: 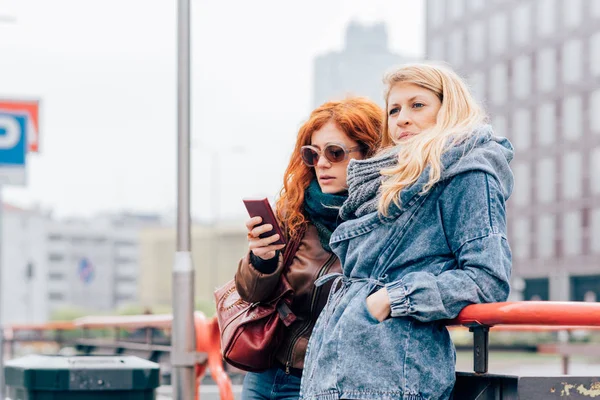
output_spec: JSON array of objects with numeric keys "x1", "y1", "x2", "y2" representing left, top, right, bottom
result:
[{"x1": 384, "y1": 171, "x2": 512, "y2": 322}]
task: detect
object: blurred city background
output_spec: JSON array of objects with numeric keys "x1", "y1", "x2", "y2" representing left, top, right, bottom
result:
[{"x1": 0, "y1": 0, "x2": 600, "y2": 385}]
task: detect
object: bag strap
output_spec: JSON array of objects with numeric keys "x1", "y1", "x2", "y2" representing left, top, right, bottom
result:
[
  {"x1": 281, "y1": 223, "x2": 307, "y2": 269},
  {"x1": 273, "y1": 224, "x2": 307, "y2": 326}
]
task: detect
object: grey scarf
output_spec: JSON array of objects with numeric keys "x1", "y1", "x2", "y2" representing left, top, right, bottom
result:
[{"x1": 340, "y1": 145, "x2": 400, "y2": 220}]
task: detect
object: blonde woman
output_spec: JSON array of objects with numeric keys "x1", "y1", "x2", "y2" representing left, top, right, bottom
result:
[{"x1": 300, "y1": 64, "x2": 514, "y2": 400}]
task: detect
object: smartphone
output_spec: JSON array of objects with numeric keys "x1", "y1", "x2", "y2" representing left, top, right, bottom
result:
[{"x1": 243, "y1": 198, "x2": 287, "y2": 245}]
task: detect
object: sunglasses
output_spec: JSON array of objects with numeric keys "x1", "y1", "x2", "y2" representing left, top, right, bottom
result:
[{"x1": 300, "y1": 143, "x2": 363, "y2": 167}]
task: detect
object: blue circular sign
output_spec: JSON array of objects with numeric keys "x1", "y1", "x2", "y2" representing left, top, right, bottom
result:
[{"x1": 78, "y1": 258, "x2": 94, "y2": 284}]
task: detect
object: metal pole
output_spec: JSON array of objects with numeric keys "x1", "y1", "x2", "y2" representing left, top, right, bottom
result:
[{"x1": 172, "y1": 0, "x2": 196, "y2": 398}]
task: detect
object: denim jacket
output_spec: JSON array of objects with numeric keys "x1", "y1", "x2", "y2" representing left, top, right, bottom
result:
[{"x1": 300, "y1": 128, "x2": 514, "y2": 400}]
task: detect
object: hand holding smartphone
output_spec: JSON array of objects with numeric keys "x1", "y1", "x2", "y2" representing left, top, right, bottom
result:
[{"x1": 243, "y1": 198, "x2": 287, "y2": 245}]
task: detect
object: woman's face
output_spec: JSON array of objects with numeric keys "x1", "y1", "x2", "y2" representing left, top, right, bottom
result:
[
  {"x1": 309, "y1": 121, "x2": 364, "y2": 194},
  {"x1": 387, "y1": 82, "x2": 442, "y2": 142}
]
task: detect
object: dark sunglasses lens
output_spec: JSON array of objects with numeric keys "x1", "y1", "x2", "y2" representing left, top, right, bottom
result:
[
  {"x1": 325, "y1": 145, "x2": 346, "y2": 163},
  {"x1": 301, "y1": 148, "x2": 319, "y2": 166}
]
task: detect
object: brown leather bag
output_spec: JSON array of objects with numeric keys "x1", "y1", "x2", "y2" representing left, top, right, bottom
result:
[{"x1": 213, "y1": 226, "x2": 305, "y2": 372}]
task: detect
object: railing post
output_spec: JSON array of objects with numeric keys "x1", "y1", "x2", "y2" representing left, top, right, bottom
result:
[{"x1": 469, "y1": 325, "x2": 490, "y2": 374}]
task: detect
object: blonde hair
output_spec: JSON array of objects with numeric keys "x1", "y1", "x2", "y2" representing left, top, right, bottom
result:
[{"x1": 378, "y1": 63, "x2": 487, "y2": 216}]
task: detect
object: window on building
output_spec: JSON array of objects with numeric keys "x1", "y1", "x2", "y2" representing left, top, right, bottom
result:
[
  {"x1": 591, "y1": 32, "x2": 600, "y2": 77},
  {"x1": 564, "y1": 0, "x2": 583, "y2": 29},
  {"x1": 449, "y1": 0, "x2": 465, "y2": 20},
  {"x1": 512, "y1": 109, "x2": 531, "y2": 149},
  {"x1": 592, "y1": 208, "x2": 600, "y2": 253},
  {"x1": 468, "y1": 22, "x2": 485, "y2": 62},
  {"x1": 48, "y1": 292, "x2": 64, "y2": 301},
  {"x1": 592, "y1": 147, "x2": 600, "y2": 194},
  {"x1": 563, "y1": 211, "x2": 582, "y2": 256},
  {"x1": 116, "y1": 275, "x2": 137, "y2": 283},
  {"x1": 48, "y1": 272, "x2": 65, "y2": 280},
  {"x1": 449, "y1": 30, "x2": 465, "y2": 67},
  {"x1": 492, "y1": 115, "x2": 507, "y2": 137},
  {"x1": 513, "y1": 217, "x2": 531, "y2": 259},
  {"x1": 591, "y1": 90, "x2": 600, "y2": 133},
  {"x1": 537, "y1": 47, "x2": 557, "y2": 92},
  {"x1": 429, "y1": 37, "x2": 445, "y2": 61},
  {"x1": 537, "y1": 214, "x2": 556, "y2": 258},
  {"x1": 563, "y1": 39, "x2": 583, "y2": 84},
  {"x1": 490, "y1": 13, "x2": 508, "y2": 55},
  {"x1": 490, "y1": 64, "x2": 508, "y2": 105},
  {"x1": 537, "y1": 158, "x2": 556, "y2": 203},
  {"x1": 562, "y1": 96, "x2": 583, "y2": 140},
  {"x1": 562, "y1": 152, "x2": 582, "y2": 199},
  {"x1": 115, "y1": 257, "x2": 136, "y2": 264},
  {"x1": 513, "y1": 55, "x2": 532, "y2": 99},
  {"x1": 430, "y1": 0, "x2": 446, "y2": 28},
  {"x1": 48, "y1": 253, "x2": 64, "y2": 262},
  {"x1": 468, "y1": 71, "x2": 486, "y2": 102},
  {"x1": 537, "y1": 102, "x2": 556, "y2": 145},
  {"x1": 511, "y1": 163, "x2": 531, "y2": 206},
  {"x1": 116, "y1": 294, "x2": 134, "y2": 302},
  {"x1": 537, "y1": 0, "x2": 556, "y2": 38},
  {"x1": 115, "y1": 240, "x2": 136, "y2": 247},
  {"x1": 48, "y1": 234, "x2": 63, "y2": 241},
  {"x1": 512, "y1": 2, "x2": 532, "y2": 46}
]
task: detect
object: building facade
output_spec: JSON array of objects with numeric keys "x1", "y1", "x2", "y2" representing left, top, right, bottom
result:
[
  {"x1": 1, "y1": 205, "x2": 150, "y2": 324},
  {"x1": 426, "y1": 0, "x2": 600, "y2": 300},
  {"x1": 138, "y1": 224, "x2": 248, "y2": 309},
  {"x1": 1, "y1": 204, "x2": 49, "y2": 325},
  {"x1": 313, "y1": 21, "x2": 410, "y2": 108},
  {"x1": 45, "y1": 216, "x2": 140, "y2": 315}
]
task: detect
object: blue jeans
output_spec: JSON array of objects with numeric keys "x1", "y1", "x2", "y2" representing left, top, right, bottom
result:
[{"x1": 241, "y1": 366, "x2": 302, "y2": 400}]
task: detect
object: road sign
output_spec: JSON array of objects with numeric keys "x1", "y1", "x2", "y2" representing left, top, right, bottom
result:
[
  {"x1": 0, "y1": 99, "x2": 40, "y2": 153},
  {"x1": 78, "y1": 258, "x2": 95, "y2": 284},
  {"x1": 0, "y1": 112, "x2": 27, "y2": 186}
]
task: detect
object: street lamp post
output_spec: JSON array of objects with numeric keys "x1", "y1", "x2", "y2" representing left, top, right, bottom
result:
[{"x1": 172, "y1": 0, "x2": 197, "y2": 398}]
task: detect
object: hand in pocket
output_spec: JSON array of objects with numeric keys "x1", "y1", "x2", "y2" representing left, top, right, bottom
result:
[{"x1": 365, "y1": 288, "x2": 391, "y2": 322}]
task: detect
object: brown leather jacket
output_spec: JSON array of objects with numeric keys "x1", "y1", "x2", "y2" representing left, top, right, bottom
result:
[{"x1": 234, "y1": 224, "x2": 341, "y2": 371}]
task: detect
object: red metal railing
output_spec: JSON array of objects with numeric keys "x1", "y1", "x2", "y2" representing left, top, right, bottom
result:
[
  {"x1": 4, "y1": 301, "x2": 600, "y2": 393},
  {"x1": 450, "y1": 301, "x2": 600, "y2": 327},
  {"x1": 449, "y1": 301, "x2": 600, "y2": 374}
]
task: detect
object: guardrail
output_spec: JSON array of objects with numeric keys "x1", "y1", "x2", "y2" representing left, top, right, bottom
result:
[
  {"x1": 449, "y1": 301, "x2": 600, "y2": 374},
  {"x1": 4, "y1": 302, "x2": 600, "y2": 399},
  {"x1": 450, "y1": 301, "x2": 600, "y2": 399}
]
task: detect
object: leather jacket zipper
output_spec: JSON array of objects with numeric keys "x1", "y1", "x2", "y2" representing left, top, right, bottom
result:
[{"x1": 284, "y1": 254, "x2": 337, "y2": 373}]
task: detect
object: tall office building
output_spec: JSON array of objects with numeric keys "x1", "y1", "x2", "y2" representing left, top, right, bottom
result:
[
  {"x1": 313, "y1": 21, "x2": 410, "y2": 108},
  {"x1": 426, "y1": 0, "x2": 600, "y2": 301}
]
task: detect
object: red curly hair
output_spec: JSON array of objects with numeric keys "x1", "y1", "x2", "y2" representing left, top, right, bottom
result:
[{"x1": 276, "y1": 97, "x2": 384, "y2": 239}]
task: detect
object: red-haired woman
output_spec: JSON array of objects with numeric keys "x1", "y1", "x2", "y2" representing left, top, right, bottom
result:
[{"x1": 235, "y1": 97, "x2": 385, "y2": 400}]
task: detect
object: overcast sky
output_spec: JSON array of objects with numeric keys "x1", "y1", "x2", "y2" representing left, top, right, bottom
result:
[{"x1": 0, "y1": 0, "x2": 425, "y2": 221}]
